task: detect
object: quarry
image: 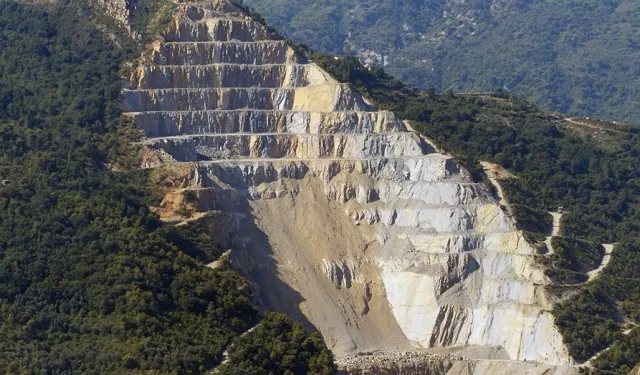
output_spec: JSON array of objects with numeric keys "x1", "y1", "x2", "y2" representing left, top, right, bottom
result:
[{"x1": 123, "y1": 1, "x2": 581, "y2": 373}]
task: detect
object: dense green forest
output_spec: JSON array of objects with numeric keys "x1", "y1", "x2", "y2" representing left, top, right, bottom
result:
[
  {"x1": 538, "y1": 236, "x2": 605, "y2": 284},
  {"x1": 243, "y1": 0, "x2": 640, "y2": 123},
  {"x1": 0, "y1": 2, "x2": 333, "y2": 374},
  {"x1": 218, "y1": 313, "x2": 336, "y2": 375},
  {"x1": 555, "y1": 240, "x2": 640, "y2": 371},
  {"x1": 304, "y1": 52, "x2": 640, "y2": 373}
]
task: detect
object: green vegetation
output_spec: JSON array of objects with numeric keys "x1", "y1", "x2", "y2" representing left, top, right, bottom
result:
[
  {"x1": 511, "y1": 204, "x2": 553, "y2": 234},
  {"x1": 592, "y1": 329, "x2": 640, "y2": 375},
  {"x1": 218, "y1": 313, "x2": 336, "y2": 375},
  {"x1": 244, "y1": 0, "x2": 640, "y2": 123},
  {"x1": 302, "y1": 49, "x2": 640, "y2": 370},
  {"x1": 134, "y1": 0, "x2": 177, "y2": 41},
  {"x1": 552, "y1": 237, "x2": 605, "y2": 272},
  {"x1": 554, "y1": 241, "x2": 640, "y2": 369},
  {"x1": 0, "y1": 2, "x2": 333, "y2": 374},
  {"x1": 538, "y1": 237, "x2": 605, "y2": 284}
]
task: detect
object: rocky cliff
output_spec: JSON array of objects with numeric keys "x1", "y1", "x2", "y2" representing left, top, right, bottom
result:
[{"x1": 123, "y1": 1, "x2": 576, "y2": 372}]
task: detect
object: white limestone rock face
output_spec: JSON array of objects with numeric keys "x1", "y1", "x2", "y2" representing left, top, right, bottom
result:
[
  {"x1": 143, "y1": 132, "x2": 428, "y2": 161},
  {"x1": 127, "y1": 107, "x2": 404, "y2": 137},
  {"x1": 164, "y1": 17, "x2": 271, "y2": 42},
  {"x1": 123, "y1": 0, "x2": 574, "y2": 371},
  {"x1": 152, "y1": 40, "x2": 297, "y2": 65},
  {"x1": 130, "y1": 64, "x2": 329, "y2": 89}
]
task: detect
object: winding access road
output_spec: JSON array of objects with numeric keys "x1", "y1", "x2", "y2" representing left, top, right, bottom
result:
[
  {"x1": 587, "y1": 244, "x2": 615, "y2": 282},
  {"x1": 544, "y1": 212, "x2": 563, "y2": 255}
]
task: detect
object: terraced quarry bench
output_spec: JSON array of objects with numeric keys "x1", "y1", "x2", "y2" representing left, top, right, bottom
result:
[{"x1": 123, "y1": 1, "x2": 577, "y2": 373}]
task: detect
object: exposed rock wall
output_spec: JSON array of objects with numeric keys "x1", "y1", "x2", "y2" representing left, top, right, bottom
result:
[
  {"x1": 91, "y1": 0, "x2": 143, "y2": 38},
  {"x1": 151, "y1": 40, "x2": 297, "y2": 65},
  {"x1": 129, "y1": 110, "x2": 402, "y2": 137},
  {"x1": 142, "y1": 132, "x2": 428, "y2": 161},
  {"x1": 123, "y1": 0, "x2": 574, "y2": 371}
]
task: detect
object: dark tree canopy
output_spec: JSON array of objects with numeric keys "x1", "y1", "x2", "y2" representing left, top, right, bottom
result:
[{"x1": 0, "y1": 2, "x2": 335, "y2": 374}]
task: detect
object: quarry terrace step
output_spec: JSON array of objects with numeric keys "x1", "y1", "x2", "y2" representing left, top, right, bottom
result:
[
  {"x1": 343, "y1": 203, "x2": 511, "y2": 233},
  {"x1": 130, "y1": 64, "x2": 329, "y2": 89},
  {"x1": 164, "y1": 18, "x2": 271, "y2": 42},
  {"x1": 182, "y1": 10, "x2": 248, "y2": 21},
  {"x1": 169, "y1": 154, "x2": 450, "y2": 163},
  {"x1": 146, "y1": 132, "x2": 430, "y2": 161},
  {"x1": 162, "y1": 155, "x2": 471, "y2": 184},
  {"x1": 141, "y1": 131, "x2": 422, "y2": 140},
  {"x1": 143, "y1": 63, "x2": 309, "y2": 68},
  {"x1": 121, "y1": 85, "x2": 370, "y2": 112},
  {"x1": 151, "y1": 40, "x2": 298, "y2": 65},
  {"x1": 161, "y1": 41, "x2": 288, "y2": 45},
  {"x1": 125, "y1": 1, "x2": 575, "y2": 364},
  {"x1": 127, "y1": 110, "x2": 405, "y2": 137},
  {"x1": 186, "y1": 16, "x2": 251, "y2": 22},
  {"x1": 387, "y1": 232, "x2": 540, "y2": 255},
  {"x1": 176, "y1": 6, "x2": 249, "y2": 22},
  {"x1": 126, "y1": 109, "x2": 390, "y2": 115}
]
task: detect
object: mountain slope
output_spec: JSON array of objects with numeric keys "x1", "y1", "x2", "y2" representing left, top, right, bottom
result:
[{"x1": 242, "y1": 0, "x2": 640, "y2": 123}]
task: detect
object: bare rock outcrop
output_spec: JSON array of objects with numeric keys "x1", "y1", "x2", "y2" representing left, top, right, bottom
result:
[{"x1": 122, "y1": 0, "x2": 575, "y2": 372}]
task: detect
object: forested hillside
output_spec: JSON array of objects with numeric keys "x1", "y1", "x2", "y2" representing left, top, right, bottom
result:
[
  {"x1": 243, "y1": 0, "x2": 640, "y2": 123},
  {"x1": 0, "y1": 2, "x2": 334, "y2": 374}
]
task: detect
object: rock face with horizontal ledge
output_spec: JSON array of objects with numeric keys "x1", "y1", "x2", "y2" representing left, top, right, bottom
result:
[{"x1": 123, "y1": 1, "x2": 575, "y2": 372}]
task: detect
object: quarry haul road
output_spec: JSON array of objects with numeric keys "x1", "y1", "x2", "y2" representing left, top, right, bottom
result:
[
  {"x1": 587, "y1": 244, "x2": 615, "y2": 282},
  {"x1": 542, "y1": 212, "x2": 615, "y2": 284},
  {"x1": 480, "y1": 162, "x2": 509, "y2": 208},
  {"x1": 563, "y1": 117, "x2": 625, "y2": 134},
  {"x1": 471, "y1": 169, "x2": 616, "y2": 283},
  {"x1": 583, "y1": 322, "x2": 635, "y2": 368},
  {"x1": 209, "y1": 324, "x2": 260, "y2": 373},
  {"x1": 544, "y1": 212, "x2": 563, "y2": 255}
]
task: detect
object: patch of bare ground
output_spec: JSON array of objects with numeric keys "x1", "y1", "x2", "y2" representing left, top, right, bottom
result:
[
  {"x1": 587, "y1": 244, "x2": 615, "y2": 282},
  {"x1": 480, "y1": 161, "x2": 514, "y2": 213},
  {"x1": 230, "y1": 175, "x2": 411, "y2": 355},
  {"x1": 147, "y1": 164, "x2": 209, "y2": 224},
  {"x1": 544, "y1": 212, "x2": 563, "y2": 255}
]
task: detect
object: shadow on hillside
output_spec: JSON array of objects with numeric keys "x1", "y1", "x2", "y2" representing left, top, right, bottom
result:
[{"x1": 227, "y1": 194, "x2": 317, "y2": 331}]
